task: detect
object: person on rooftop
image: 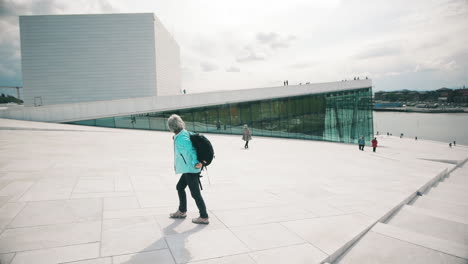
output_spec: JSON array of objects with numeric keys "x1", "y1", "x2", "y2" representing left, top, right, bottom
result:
[{"x1": 167, "y1": 114, "x2": 209, "y2": 224}]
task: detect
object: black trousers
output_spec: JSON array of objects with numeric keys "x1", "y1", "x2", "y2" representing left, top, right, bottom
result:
[
  {"x1": 244, "y1": 140, "x2": 249, "y2": 148},
  {"x1": 373, "y1": 147, "x2": 376, "y2": 152},
  {"x1": 176, "y1": 173, "x2": 208, "y2": 218},
  {"x1": 359, "y1": 144, "x2": 364, "y2": 150}
]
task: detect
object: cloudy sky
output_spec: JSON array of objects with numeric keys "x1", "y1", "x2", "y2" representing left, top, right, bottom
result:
[{"x1": 0, "y1": 0, "x2": 467, "y2": 97}]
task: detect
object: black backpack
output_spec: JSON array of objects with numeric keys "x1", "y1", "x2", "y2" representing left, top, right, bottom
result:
[{"x1": 190, "y1": 133, "x2": 215, "y2": 168}]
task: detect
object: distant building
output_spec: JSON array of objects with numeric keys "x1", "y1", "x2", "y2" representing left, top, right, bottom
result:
[
  {"x1": 20, "y1": 13, "x2": 180, "y2": 106},
  {"x1": 437, "y1": 88, "x2": 450, "y2": 97},
  {"x1": 453, "y1": 89, "x2": 468, "y2": 103}
]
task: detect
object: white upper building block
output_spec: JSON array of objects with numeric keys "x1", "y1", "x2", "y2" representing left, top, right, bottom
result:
[{"x1": 19, "y1": 13, "x2": 180, "y2": 106}]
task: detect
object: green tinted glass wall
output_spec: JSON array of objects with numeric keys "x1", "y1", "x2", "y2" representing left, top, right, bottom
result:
[{"x1": 66, "y1": 88, "x2": 374, "y2": 143}]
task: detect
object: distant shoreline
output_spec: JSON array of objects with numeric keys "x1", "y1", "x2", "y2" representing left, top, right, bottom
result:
[{"x1": 373, "y1": 107, "x2": 466, "y2": 113}]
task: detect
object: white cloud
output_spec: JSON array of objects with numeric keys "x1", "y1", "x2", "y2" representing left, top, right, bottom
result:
[
  {"x1": 256, "y1": 32, "x2": 296, "y2": 49},
  {"x1": 0, "y1": 0, "x2": 467, "y2": 92},
  {"x1": 226, "y1": 66, "x2": 240, "y2": 72},
  {"x1": 200, "y1": 62, "x2": 219, "y2": 72},
  {"x1": 236, "y1": 52, "x2": 265, "y2": 63},
  {"x1": 0, "y1": 64, "x2": 16, "y2": 76},
  {"x1": 414, "y1": 59, "x2": 458, "y2": 73}
]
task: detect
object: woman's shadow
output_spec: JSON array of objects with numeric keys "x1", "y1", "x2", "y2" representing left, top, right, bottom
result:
[{"x1": 121, "y1": 214, "x2": 209, "y2": 264}]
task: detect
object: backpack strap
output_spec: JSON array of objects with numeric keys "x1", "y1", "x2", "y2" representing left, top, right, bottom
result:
[{"x1": 198, "y1": 173, "x2": 203, "y2": 190}]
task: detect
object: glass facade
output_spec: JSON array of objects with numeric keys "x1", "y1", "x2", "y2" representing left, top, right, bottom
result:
[{"x1": 66, "y1": 87, "x2": 374, "y2": 143}]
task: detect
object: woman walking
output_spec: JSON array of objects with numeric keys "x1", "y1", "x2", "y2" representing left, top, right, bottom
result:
[
  {"x1": 242, "y1": 124, "x2": 252, "y2": 149},
  {"x1": 167, "y1": 114, "x2": 209, "y2": 224}
]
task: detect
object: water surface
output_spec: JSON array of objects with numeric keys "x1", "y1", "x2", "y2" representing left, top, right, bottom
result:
[{"x1": 374, "y1": 112, "x2": 468, "y2": 145}]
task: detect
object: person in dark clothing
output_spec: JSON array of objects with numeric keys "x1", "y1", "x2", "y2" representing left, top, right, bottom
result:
[
  {"x1": 167, "y1": 114, "x2": 209, "y2": 224},
  {"x1": 453, "y1": 141, "x2": 456, "y2": 146},
  {"x1": 372, "y1": 137, "x2": 378, "y2": 152}
]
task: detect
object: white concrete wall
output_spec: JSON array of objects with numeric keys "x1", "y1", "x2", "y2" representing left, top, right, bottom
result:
[
  {"x1": 0, "y1": 80, "x2": 372, "y2": 123},
  {"x1": 20, "y1": 13, "x2": 157, "y2": 106},
  {"x1": 154, "y1": 16, "x2": 181, "y2": 96}
]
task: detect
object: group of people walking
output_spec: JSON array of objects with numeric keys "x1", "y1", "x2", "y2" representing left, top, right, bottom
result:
[{"x1": 358, "y1": 137, "x2": 378, "y2": 152}]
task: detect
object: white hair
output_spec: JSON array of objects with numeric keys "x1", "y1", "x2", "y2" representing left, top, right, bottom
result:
[{"x1": 167, "y1": 114, "x2": 185, "y2": 133}]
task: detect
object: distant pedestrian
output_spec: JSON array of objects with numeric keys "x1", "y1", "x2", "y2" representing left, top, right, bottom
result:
[
  {"x1": 415, "y1": 136, "x2": 418, "y2": 140},
  {"x1": 453, "y1": 141, "x2": 456, "y2": 146},
  {"x1": 372, "y1": 137, "x2": 378, "y2": 152},
  {"x1": 167, "y1": 114, "x2": 209, "y2": 225},
  {"x1": 242, "y1": 124, "x2": 252, "y2": 149},
  {"x1": 286, "y1": 80, "x2": 288, "y2": 85},
  {"x1": 358, "y1": 137, "x2": 365, "y2": 151},
  {"x1": 449, "y1": 143, "x2": 452, "y2": 148},
  {"x1": 183, "y1": 89, "x2": 186, "y2": 94}
]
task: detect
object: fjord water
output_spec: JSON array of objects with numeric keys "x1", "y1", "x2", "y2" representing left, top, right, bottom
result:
[{"x1": 373, "y1": 112, "x2": 468, "y2": 145}]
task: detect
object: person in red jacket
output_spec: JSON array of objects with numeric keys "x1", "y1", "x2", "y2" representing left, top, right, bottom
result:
[{"x1": 372, "y1": 137, "x2": 378, "y2": 152}]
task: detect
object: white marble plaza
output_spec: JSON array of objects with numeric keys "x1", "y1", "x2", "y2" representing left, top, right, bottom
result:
[{"x1": 0, "y1": 118, "x2": 467, "y2": 264}]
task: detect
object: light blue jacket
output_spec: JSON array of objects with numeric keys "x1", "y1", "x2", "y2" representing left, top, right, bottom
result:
[
  {"x1": 173, "y1": 129, "x2": 201, "y2": 174},
  {"x1": 358, "y1": 138, "x2": 365, "y2": 145}
]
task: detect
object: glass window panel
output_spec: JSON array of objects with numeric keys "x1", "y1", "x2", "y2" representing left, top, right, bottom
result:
[
  {"x1": 148, "y1": 112, "x2": 168, "y2": 131},
  {"x1": 134, "y1": 115, "x2": 150, "y2": 129},
  {"x1": 115, "y1": 116, "x2": 133, "y2": 128},
  {"x1": 178, "y1": 110, "x2": 194, "y2": 131},
  {"x1": 288, "y1": 97, "x2": 302, "y2": 138},
  {"x1": 240, "y1": 103, "x2": 251, "y2": 128},
  {"x1": 95, "y1": 117, "x2": 115, "y2": 128},
  {"x1": 73, "y1": 119, "x2": 96, "y2": 126},
  {"x1": 250, "y1": 101, "x2": 262, "y2": 136},
  {"x1": 260, "y1": 100, "x2": 272, "y2": 136},
  {"x1": 278, "y1": 98, "x2": 289, "y2": 137},
  {"x1": 218, "y1": 105, "x2": 231, "y2": 133},
  {"x1": 270, "y1": 99, "x2": 281, "y2": 137},
  {"x1": 230, "y1": 104, "x2": 241, "y2": 134},
  {"x1": 206, "y1": 107, "x2": 219, "y2": 133},
  {"x1": 303, "y1": 95, "x2": 312, "y2": 114},
  {"x1": 192, "y1": 108, "x2": 207, "y2": 133}
]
